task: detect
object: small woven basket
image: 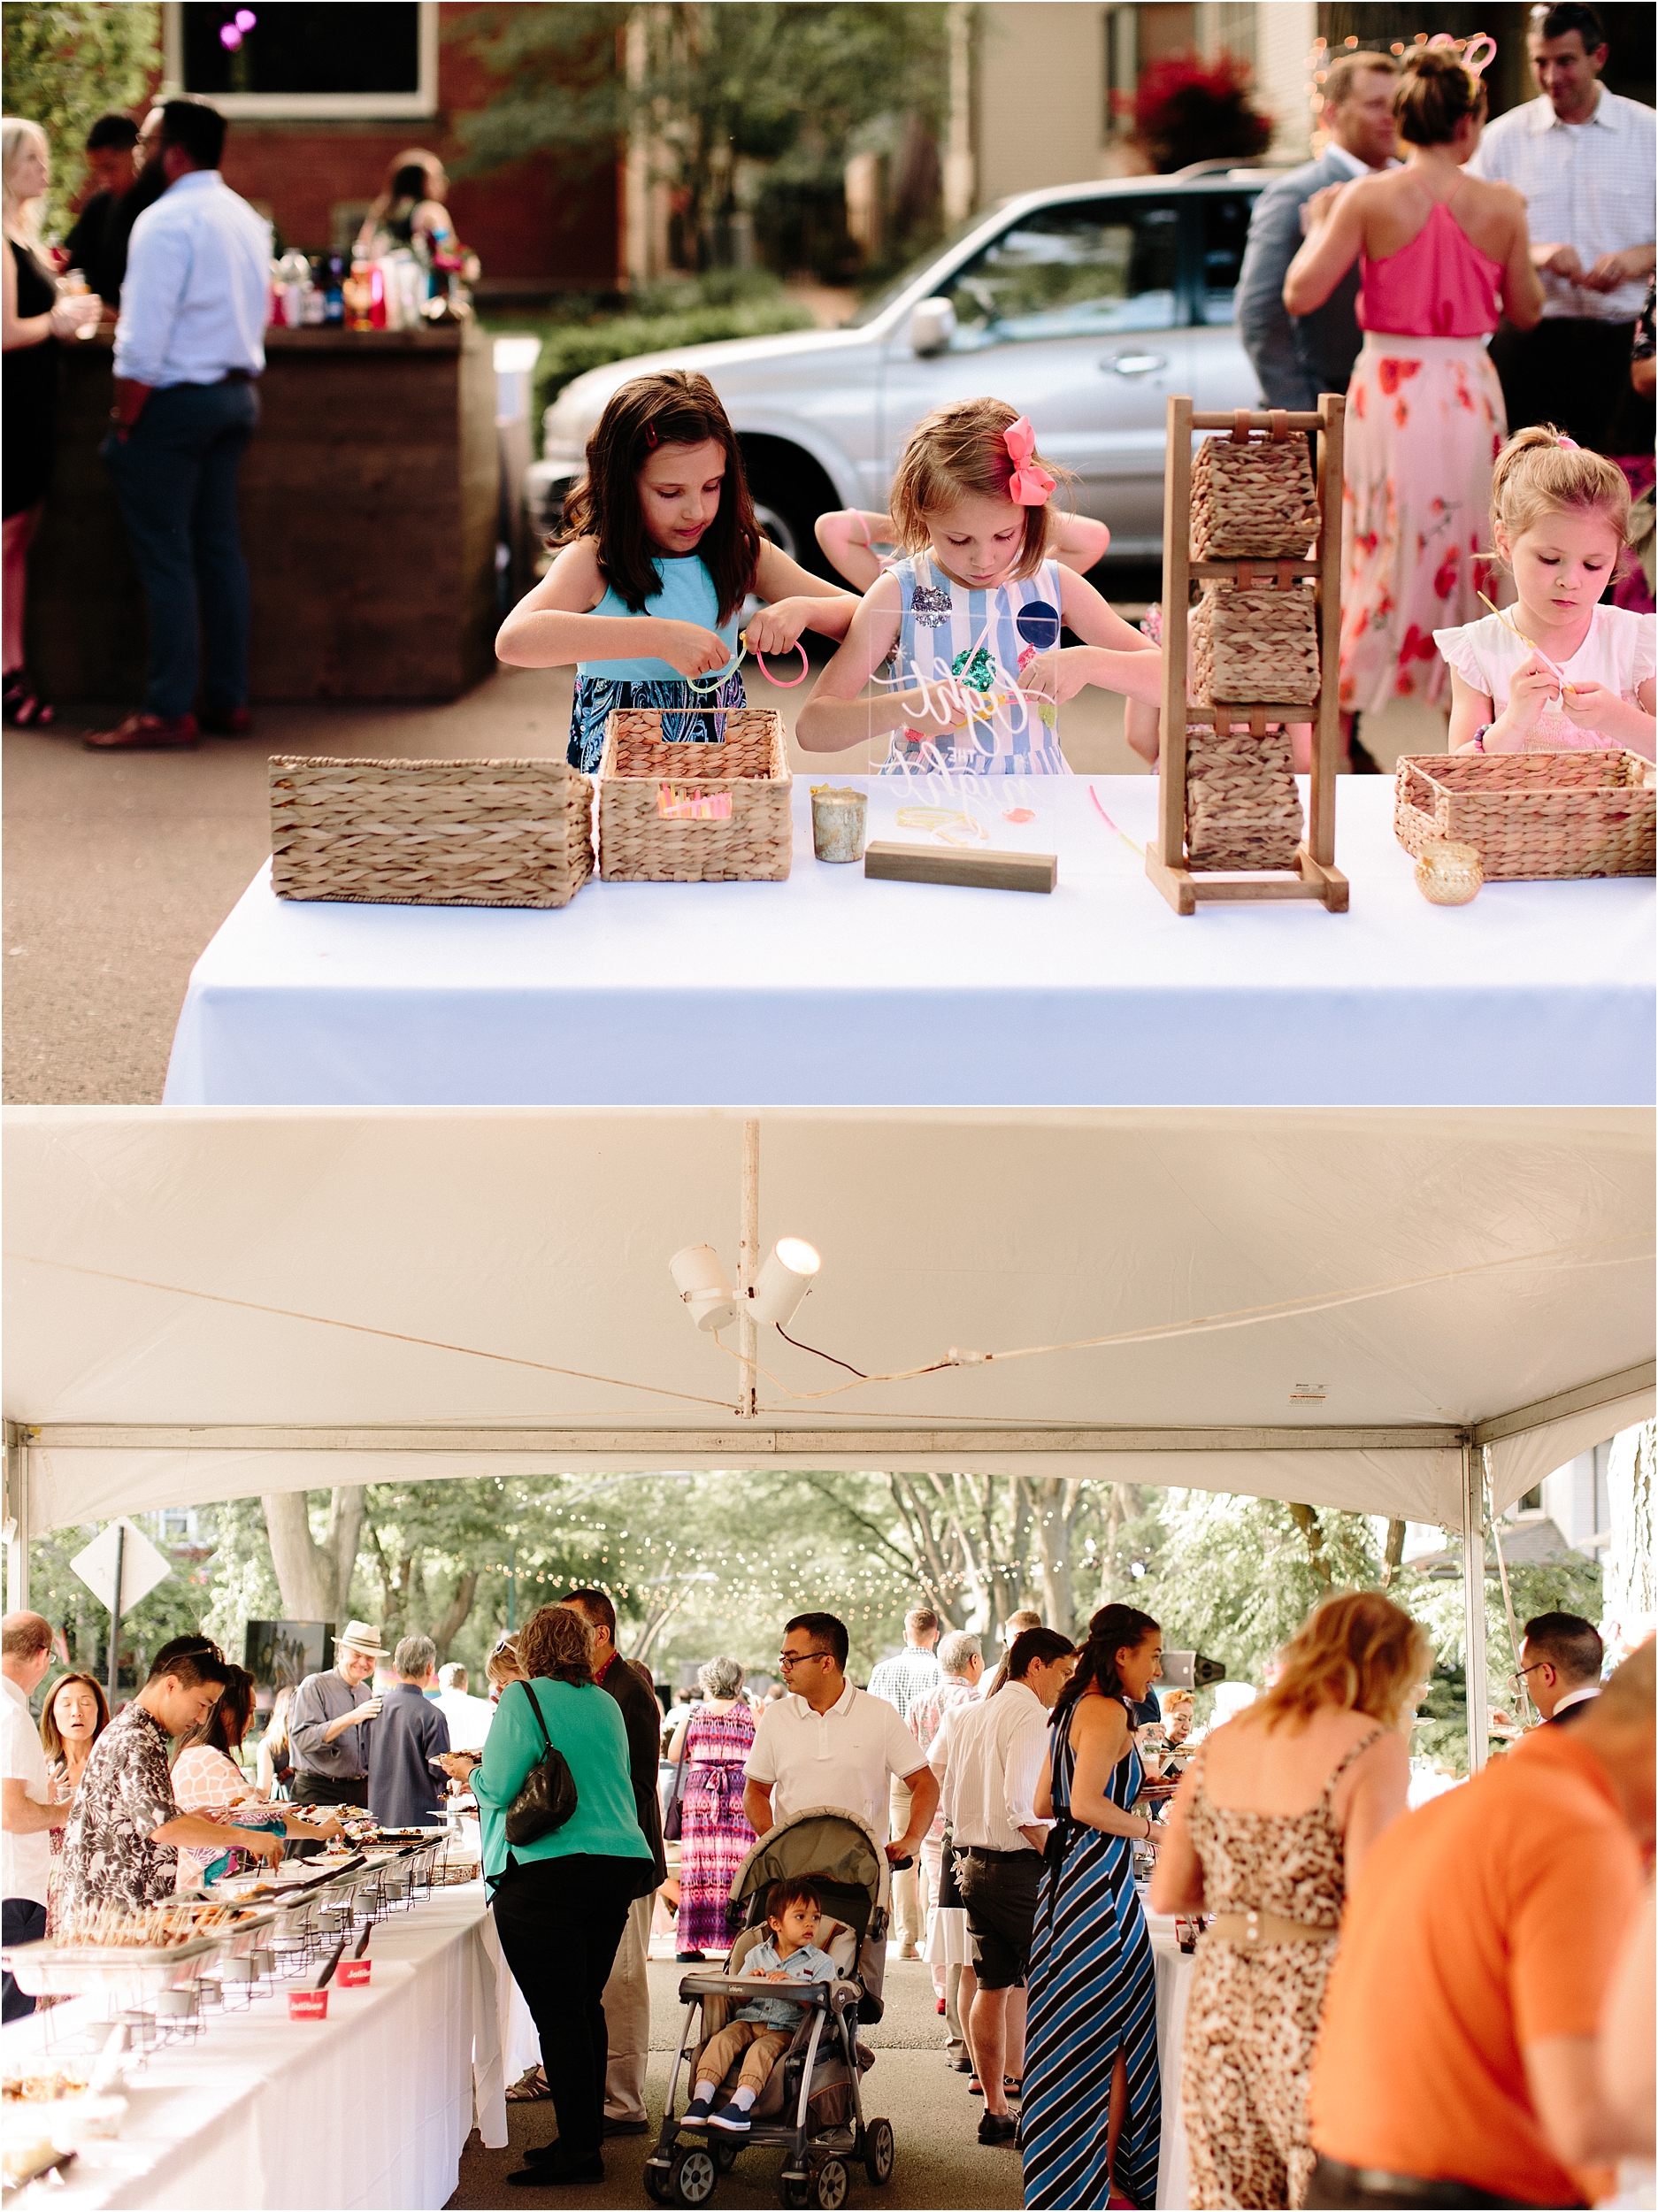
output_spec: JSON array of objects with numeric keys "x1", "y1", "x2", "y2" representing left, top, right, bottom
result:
[
  {"x1": 1186, "y1": 721, "x2": 1306, "y2": 872},
  {"x1": 597, "y1": 707, "x2": 792, "y2": 882},
  {"x1": 269, "y1": 757, "x2": 595, "y2": 908},
  {"x1": 1393, "y1": 750, "x2": 1655, "y2": 881},
  {"x1": 1191, "y1": 581, "x2": 1320, "y2": 705},
  {"x1": 1191, "y1": 431, "x2": 1319, "y2": 559}
]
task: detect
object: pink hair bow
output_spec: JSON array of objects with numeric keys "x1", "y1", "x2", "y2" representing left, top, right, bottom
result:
[{"x1": 1003, "y1": 417, "x2": 1055, "y2": 508}]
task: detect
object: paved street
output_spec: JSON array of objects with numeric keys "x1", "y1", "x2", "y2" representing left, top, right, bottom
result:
[
  {"x1": 3, "y1": 652, "x2": 1441, "y2": 1106},
  {"x1": 446, "y1": 1953, "x2": 1024, "y2": 2212}
]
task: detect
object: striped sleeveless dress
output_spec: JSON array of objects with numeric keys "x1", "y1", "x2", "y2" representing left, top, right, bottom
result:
[
  {"x1": 1022, "y1": 1695, "x2": 1160, "y2": 2210},
  {"x1": 879, "y1": 551, "x2": 1070, "y2": 774}
]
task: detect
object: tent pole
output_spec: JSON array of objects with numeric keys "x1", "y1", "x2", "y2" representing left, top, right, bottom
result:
[
  {"x1": 1462, "y1": 1440, "x2": 1488, "y2": 1773},
  {"x1": 106, "y1": 1520, "x2": 126, "y2": 1713},
  {"x1": 737, "y1": 1119, "x2": 759, "y2": 1422},
  {"x1": 3, "y1": 1425, "x2": 28, "y2": 1614}
]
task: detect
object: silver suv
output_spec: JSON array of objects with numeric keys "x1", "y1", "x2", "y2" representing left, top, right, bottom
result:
[{"x1": 527, "y1": 169, "x2": 1278, "y2": 569}]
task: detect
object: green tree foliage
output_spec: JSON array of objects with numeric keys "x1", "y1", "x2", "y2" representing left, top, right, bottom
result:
[
  {"x1": 26, "y1": 1513, "x2": 228, "y2": 1700},
  {"x1": 0, "y1": 3, "x2": 160, "y2": 238},
  {"x1": 1148, "y1": 1490, "x2": 1385, "y2": 1678},
  {"x1": 453, "y1": 3, "x2": 949, "y2": 273}
]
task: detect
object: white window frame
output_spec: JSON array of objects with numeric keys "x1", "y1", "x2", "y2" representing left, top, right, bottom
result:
[{"x1": 163, "y1": 0, "x2": 438, "y2": 119}]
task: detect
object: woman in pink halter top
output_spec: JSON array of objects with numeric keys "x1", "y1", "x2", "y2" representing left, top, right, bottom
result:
[{"x1": 1286, "y1": 45, "x2": 1545, "y2": 728}]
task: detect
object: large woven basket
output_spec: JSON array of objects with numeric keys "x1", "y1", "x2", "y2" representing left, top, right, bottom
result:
[
  {"x1": 1191, "y1": 580, "x2": 1320, "y2": 705},
  {"x1": 1191, "y1": 431, "x2": 1319, "y2": 559},
  {"x1": 1393, "y1": 750, "x2": 1655, "y2": 881},
  {"x1": 269, "y1": 757, "x2": 595, "y2": 908},
  {"x1": 1186, "y1": 721, "x2": 1306, "y2": 872},
  {"x1": 597, "y1": 707, "x2": 792, "y2": 882}
]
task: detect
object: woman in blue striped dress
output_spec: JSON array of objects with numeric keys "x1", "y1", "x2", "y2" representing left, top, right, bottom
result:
[{"x1": 1023, "y1": 1605, "x2": 1165, "y2": 2211}]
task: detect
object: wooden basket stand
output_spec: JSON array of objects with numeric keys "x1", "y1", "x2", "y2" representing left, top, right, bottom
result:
[
  {"x1": 596, "y1": 706, "x2": 793, "y2": 882},
  {"x1": 269, "y1": 756, "x2": 594, "y2": 908},
  {"x1": 1148, "y1": 397, "x2": 1347, "y2": 916}
]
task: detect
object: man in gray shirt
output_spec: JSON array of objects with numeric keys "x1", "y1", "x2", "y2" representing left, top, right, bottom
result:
[
  {"x1": 288, "y1": 1621, "x2": 386, "y2": 1811},
  {"x1": 1236, "y1": 50, "x2": 1401, "y2": 411}
]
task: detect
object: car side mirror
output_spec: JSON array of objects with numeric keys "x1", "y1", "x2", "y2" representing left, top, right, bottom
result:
[{"x1": 908, "y1": 296, "x2": 956, "y2": 357}]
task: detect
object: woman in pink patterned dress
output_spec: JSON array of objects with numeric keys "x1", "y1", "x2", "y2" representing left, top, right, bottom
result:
[
  {"x1": 1285, "y1": 44, "x2": 1544, "y2": 738},
  {"x1": 666, "y1": 1658, "x2": 756, "y2": 1962}
]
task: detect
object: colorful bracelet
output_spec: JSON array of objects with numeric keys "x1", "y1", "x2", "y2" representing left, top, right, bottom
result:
[{"x1": 1471, "y1": 725, "x2": 1492, "y2": 752}]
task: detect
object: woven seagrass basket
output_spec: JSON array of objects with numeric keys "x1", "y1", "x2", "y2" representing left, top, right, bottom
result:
[
  {"x1": 597, "y1": 706, "x2": 792, "y2": 882},
  {"x1": 1186, "y1": 720, "x2": 1306, "y2": 872},
  {"x1": 269, "y1": 757, "x2": 595, "y2": 908},
  {"x1": 1190, "y1": 431, "x2": 1319, "y2": 559},
  {"x1": 1191, "y1": 580, "x2": 1320, "y2": 705},
  {"x1": 1393, "y1": 750, "x2": 1655, "y2": 881}
]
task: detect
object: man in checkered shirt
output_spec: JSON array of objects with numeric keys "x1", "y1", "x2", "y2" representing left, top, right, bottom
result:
[
  {"x1": 1471, "y1": 1, "x2": 1656, "y2": 454},
  {"x1": 867, "y1": 1608, "x2": 942, "y2": 1956}
]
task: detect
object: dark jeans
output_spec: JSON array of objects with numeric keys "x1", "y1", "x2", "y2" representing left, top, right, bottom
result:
[
  {"x1": 1488, "y1": 316, "x2": 1654, "y2": 457},
  {"x1": 101, "y1": 378, "x2": 259, "y2": 718},
  {"x1": 1307, "y1": 2155, "x2": 1543, "y2": 2209},
  {"x1": 490, "y1": 1855, "x2": 639, "y2": 2162},
  {"x1": 290, "y1": 1771, "x2": 369, "y2": 1809},
  {"x1": 3, "y1": 1898, "x2": 47, "y2": 2022}
]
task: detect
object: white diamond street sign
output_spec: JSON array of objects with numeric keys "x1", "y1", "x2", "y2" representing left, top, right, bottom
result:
[{"x1": 70, "y1": 1518, "x2": 173, "y2": 1617}]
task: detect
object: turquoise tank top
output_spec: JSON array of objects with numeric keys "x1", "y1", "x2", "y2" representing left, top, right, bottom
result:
[{"x1": 578, "y1": 553, "x2": 741, "y2": 684}]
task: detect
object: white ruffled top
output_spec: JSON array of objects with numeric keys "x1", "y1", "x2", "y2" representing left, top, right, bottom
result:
[{"x1": 1432, "y1": 603, "x2": 1656, "y2": 749}]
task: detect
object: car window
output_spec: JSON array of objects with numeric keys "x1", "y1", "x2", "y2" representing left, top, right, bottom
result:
[
  {"x1": 940, "y1": 200, "x2": 1180, "y2": 349},
  {"x1": 1198, "y1": 194, "x2": 1257, "y2": 326}
]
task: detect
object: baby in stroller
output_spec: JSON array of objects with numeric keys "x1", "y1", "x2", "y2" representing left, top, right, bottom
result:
[
  {"x1": 647, "y1": 1805, "x2": 896, "y2": 2209},
  {"x1": 684, "y1": 1878, "x2": 837, "y2": 2132}
]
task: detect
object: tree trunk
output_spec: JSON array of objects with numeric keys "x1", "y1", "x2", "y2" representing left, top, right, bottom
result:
[
  {"x1": 1380, "y1": 1518, "x2": 1407, "y2": 1590},
  {"x1": 430, "y1": 1571, "x2": 479, "y2": 1664},
  {"x1": 1010, "y1": 1477, "x2": 1036, "y2": 1611},
  {"x1": 263, "y1": 1488, "x2": 367, "y2": 1624},
  {"x1": 1606, "y1": 1421, "x2": 1655, "y2": 1647},
  {"x1": 1100, "y1": 1481, "x2": 1127, "y2": 1605},
  {"x1": 1037, "y1": 1478, "x2": 1076, "y2": 1639},
  {"x1": 1286, "y1": 1502, "x2": 1333, "y2": 1591}
]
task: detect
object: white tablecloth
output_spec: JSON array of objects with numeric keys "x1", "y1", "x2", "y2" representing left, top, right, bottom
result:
[
  {"x1": 0, "y1": 1883, "x2": 508, "y2": 2210},
  {"x1": 1148, "y1": 1915, "x2": 1194, "y2": 2211},
  {"x1": 162, "y1": 776, "x2": 1654, "y2": 1106}
]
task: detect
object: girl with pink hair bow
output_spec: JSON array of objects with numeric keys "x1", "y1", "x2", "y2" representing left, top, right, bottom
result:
[{"x1": 796, "y1": 396, "x2": 1162, "y2": 772}]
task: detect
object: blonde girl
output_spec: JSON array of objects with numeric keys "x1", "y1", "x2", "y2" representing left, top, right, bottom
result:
[
  {"x1": 496, "y1": 369, "x2": 856, "y2": 772},
  {"x1": 795, "y1": 397, "x2": 1161, "y2": 772},
  {"x1": 1437, "y1": 425, "x2": 1655, "y2": 757}
]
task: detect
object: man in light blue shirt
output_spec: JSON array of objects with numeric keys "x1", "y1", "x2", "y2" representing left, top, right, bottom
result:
[{"x1": 88, "y1": 98, "x2": 271, "y2": 754}]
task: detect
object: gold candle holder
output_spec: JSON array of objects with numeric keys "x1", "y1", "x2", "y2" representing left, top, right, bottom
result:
[
  {"x1": 810, "y1": 784, "x2": 867, "y2": 864},
  {"x1": 1414, "y1": 839, "x2": 1483, "y2": 906}
]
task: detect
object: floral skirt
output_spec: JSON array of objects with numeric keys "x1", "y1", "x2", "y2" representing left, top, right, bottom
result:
[
  {"x1": 1339, "y1": 333, "x2": 1506, "y2": 718},
  {"x1": 566, "y1": 671, "x2": 748, "y2": 776}
]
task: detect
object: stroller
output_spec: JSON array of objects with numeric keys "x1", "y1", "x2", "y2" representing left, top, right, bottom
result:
[{"x1": 645, "y1": 1807, "x2": 896, "y2": 2211}]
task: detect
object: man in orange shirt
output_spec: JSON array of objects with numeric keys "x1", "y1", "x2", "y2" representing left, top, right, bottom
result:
[{"x1": 1306, "y1": 1640, "x2": 1653, "y2": 2209}]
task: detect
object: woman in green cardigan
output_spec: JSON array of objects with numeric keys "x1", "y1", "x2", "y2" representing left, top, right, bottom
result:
[{"x1": 450, "y1": 1602, "x2": 655, "y2": 2189}]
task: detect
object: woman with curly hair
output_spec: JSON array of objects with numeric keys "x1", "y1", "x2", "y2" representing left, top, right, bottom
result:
[
  {"x1": 448, "y1": 1603, "x2": 655, "y2": 2191},
  {"x1": 1149, "y1": 1592, "x2": 1427, "y2": 2209}
]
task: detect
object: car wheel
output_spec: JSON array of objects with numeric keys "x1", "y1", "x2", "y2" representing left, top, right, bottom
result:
[{"x1": 737, "y1": 437, "x2": 839, "y2": 581}]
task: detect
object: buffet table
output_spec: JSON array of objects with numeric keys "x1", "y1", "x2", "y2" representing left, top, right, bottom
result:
[
  {"x1": 1148, "y1": 1914, "x2": 1195, "y2": 2211},
  {"x1": 161, "y1": 774, "x2": 1654, "y2": 1107},
  {"x1": 0, "y1": 1884, "x2": 507, "y2": 2210}
]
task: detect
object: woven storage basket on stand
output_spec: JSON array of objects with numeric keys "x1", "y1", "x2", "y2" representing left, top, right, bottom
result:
[
  {"x1": 1190, "y1": 579, "x2": 1320, "y2": 704},
  {"x1": 269, "y1": 757, "x2": 595, "y2": 908},
  {"x1": 1186, "y1": 719, "x2": 1307, "y2": 872},
  {"x1": 1393, "y1": 750, "x2": 1655, "y2": 880},
  {"x1": 597, "y1": 706, "x2": 792, "y2": 882},
  {"x1": 1191, "y1": 429, "x2": 1319, "y2": 558}
]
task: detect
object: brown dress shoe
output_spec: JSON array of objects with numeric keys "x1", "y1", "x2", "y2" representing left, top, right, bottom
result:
[
  {"x1": 82, "y1": 710, "x2": 200, "y2": 752},
  {"x1": 197, "y1": 703, "x2": 253, "y2": 737}
]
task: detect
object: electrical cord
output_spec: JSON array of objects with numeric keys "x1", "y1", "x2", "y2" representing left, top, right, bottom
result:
[{"x1": 774, "y1": 1322, "x2": 868, "y2": 1379}]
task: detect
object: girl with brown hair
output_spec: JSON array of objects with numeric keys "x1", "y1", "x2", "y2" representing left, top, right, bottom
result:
[
  {"x1": 1148, "y1": 1591, "x2": 1429, "y2": 2209},
  {"x1": 496, "y1": 369, "x2": 856, "y2": 772},
  {"x1": 797, "y1": 397, "x2": 1160, "y2": 770}
]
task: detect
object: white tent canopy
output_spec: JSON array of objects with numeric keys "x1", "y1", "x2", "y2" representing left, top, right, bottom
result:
[{"x1": 5, "y1": 1106, "x2": 1650, "y2": 1529}]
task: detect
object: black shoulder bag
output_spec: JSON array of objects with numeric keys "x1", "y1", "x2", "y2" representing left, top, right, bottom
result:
[{"x1": 504, "y1": 1678, "x2": 580, "y2": 1847}]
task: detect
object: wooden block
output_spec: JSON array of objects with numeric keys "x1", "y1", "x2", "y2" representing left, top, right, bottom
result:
[{"x1": 864, "y1": 841, "x2": 1057, "y2": 894}]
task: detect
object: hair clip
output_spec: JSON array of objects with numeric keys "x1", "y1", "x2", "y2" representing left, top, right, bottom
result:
[
  {"x1": 1003, "y1": 416, "x2": 1055, "y2": 508},
  {"x1": 643, "y1": 420, "x2": 658, "y2": 449}
]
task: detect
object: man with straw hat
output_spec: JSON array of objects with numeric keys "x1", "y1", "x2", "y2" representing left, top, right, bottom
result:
[{"x1": 288, "y1": 1620, "x2": 386, "y2": 1813}]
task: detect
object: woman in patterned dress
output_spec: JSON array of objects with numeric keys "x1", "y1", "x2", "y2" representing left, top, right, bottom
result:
[
  {"x1": 1023, "y1": 1605, "x2": 1166, "y2": 2210},
  {"x1": 39, "y1": 1673, "x2": 109, "y2": 1934},
  {"x1": 1149, "y1": 1594, "x2": 1426, "y2": 2209},
  {"x1": 666, "y1": 1657, "x2": 756, "y2": 1962},
  {"x1": 172, "y1": 1663, "x2": 342, "y2": 1886}
]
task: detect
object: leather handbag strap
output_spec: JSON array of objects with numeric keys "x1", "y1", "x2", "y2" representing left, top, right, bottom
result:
[{"x1": 520, "y1": 1678, "x2": 555, "y2": 1755}]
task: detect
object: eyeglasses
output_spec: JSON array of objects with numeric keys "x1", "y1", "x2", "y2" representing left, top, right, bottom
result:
[
  {"x1": 777, "y1": 1650, "x2": 832, "y2": 1671},
  {"x1": 1508, "y1": 1660, "x2": 1547, "y2": 1691}
]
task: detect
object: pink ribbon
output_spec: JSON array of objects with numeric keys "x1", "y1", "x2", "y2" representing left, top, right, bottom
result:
[{"x1": 1003, "y1": 417, "x2": 1055, "y2": 508}]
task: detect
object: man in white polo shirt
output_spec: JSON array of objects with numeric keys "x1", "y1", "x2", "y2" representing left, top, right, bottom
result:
[
  {"x1": 2, "y1": 1614, "x2": 69, "y2": 2021},
  {"x1": 743, "y1": 1613, "x2": 939, "y2": 1872}
]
